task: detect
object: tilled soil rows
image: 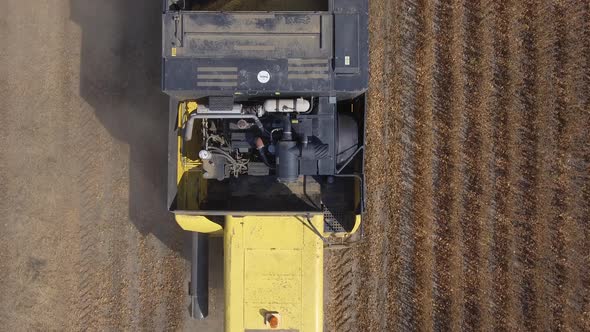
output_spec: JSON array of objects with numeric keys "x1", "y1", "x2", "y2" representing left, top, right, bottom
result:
[{"x1": 326, "y1": 0, "x2": 590, "y2": 331}]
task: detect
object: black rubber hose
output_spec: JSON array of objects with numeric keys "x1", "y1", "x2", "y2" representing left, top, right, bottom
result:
[
  {"x1": 282, "y1": 113, "x2": 293, "y2": 141},
  {"x1": 257, "y1": 147, "x2": 275, "y2": 169}
]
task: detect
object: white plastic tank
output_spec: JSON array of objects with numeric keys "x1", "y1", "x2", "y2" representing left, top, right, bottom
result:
[{"x1": 262, "y1": 98, "x2": 311, "y2": 113}]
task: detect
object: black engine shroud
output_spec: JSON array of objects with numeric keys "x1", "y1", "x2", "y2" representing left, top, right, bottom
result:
[{"x1": 164, "y1": 0, "x2": 368, "y2": 216}]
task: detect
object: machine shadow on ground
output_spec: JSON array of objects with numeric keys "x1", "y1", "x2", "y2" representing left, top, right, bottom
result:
[{"x1": 69, "y1": 0, "x2": 192, "y2": 258}]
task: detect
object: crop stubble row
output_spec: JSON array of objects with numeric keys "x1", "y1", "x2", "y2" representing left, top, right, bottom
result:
[{"x1": 326, "y1": 0, "x2": 590, "y2": 331}]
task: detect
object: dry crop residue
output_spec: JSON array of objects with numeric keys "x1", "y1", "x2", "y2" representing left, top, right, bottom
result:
[{"x1": 325, "y1": 0, "x2": 590, "y2": 331}]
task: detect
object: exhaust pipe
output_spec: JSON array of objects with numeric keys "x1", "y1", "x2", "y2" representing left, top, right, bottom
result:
[{"x1": 190, "y1": 232, "x2": 209, "y2": 319}]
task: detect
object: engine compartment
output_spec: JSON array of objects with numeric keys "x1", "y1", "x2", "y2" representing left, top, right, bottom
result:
[
  {"x1": 164, "y1": 0, "x2": 369, "y2": 218},
  {"x1": 184, "y1": 96, "x2": 360, "y2": 183},
  {"x1": 173, "y1": 95, "x2": 365, "y2": 218}
]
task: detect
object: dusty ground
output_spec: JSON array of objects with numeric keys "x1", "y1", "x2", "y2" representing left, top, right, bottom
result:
[
  {"x1": 0, "y1": 0, "x2": 222, "y2": 330},
  {"x1": 0, "y1": 0, "x2": 588, "y2": 331}
]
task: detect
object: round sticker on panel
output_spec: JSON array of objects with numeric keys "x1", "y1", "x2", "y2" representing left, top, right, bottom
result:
[{"x1": 257, "y1": 70, "x2": 271, "y2": 84}]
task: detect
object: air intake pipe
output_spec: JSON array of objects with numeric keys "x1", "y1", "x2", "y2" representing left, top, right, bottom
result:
[{"x1": 276, "y1": 114, "x2": 329, "y2": 183}]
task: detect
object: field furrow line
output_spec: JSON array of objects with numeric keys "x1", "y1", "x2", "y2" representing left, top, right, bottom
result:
[
  {"x1": 76, "y1": 111, "x2": 111, "y2": 330},
  {"x1": 411, "y1": 0, "x2": 436, "y2": 329},
  {"x1": 431, "y1": 0, "x2": 464, "y2": 329},
  {"x1": 327, "y1": 249, "x2": 355, "y2": 332},
  {"x1": 394, "y1": 0, "x2": 422, "y2": 329},
  {"x1": 527, "y1": 1, "x2": 561, "y2": 330},
  {"x1": 580, "y1": 4, "x2": 590, "y2": 330},
  {"x1": 560, "y1": 2, "x2": 589, "y2": 330},
  {"x1": 457, "y1": 0, "x2": 494, "y2": 330},
  {"x1": 488, "y1": 1, "x2": 518, "y2": 330},
  {"x1": 458, "y1": 18, "x2": 481, "y2": 332},
  {"x1": 547, "y1": 2, "x2": 576, "y2": 329},
  {"x1": 510, "y1": 0, "x2": 544, "y2": 329},
  {"x1": 353, "y1": 0, "x2": 400, "y2": 330},
  {"x1": 503, "y1": 0, "x2": 530, "y2": 328}
]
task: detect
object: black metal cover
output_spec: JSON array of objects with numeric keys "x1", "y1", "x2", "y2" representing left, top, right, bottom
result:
[{"x1": 161, "y1": 0, "x2": 369, "y2": 99}]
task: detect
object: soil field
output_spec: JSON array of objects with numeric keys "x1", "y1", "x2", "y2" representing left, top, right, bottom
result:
[
  {"x1": 326, "y1": 0, "x2": 590, "y2": 331},
  {"x1": 0, "y1": 0, "x2": 588, "y2": 331},
  {"x1": 0, "y1": 0, "x2": 221, "y2": 330}
]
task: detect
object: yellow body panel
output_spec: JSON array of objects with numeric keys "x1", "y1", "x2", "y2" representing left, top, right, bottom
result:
[
  {"x1": 350, "y1": 215, "x2": 362, "y2": 234},
  {"x1": 175, "y1": 215, "x2": 222, "y2": 233},
  {"x1": 175, "y1": 101, "x2": 219, "y2": 233},
  {"x1": 224, "y1": 216, "x2": 324, "y2": 332}
]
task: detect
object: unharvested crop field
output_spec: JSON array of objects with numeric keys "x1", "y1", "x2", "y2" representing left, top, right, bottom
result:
[
  {"x1": 326, "y1": 0, "x2": 590, "y2": 331},
  {"x1": 0, "y1": 0, "x2": 588, "y2": 331}
]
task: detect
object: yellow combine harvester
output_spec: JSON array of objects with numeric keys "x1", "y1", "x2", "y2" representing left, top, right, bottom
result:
[{"x1": 163, "y1": 1, "x2": 368, "y2": 331}]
